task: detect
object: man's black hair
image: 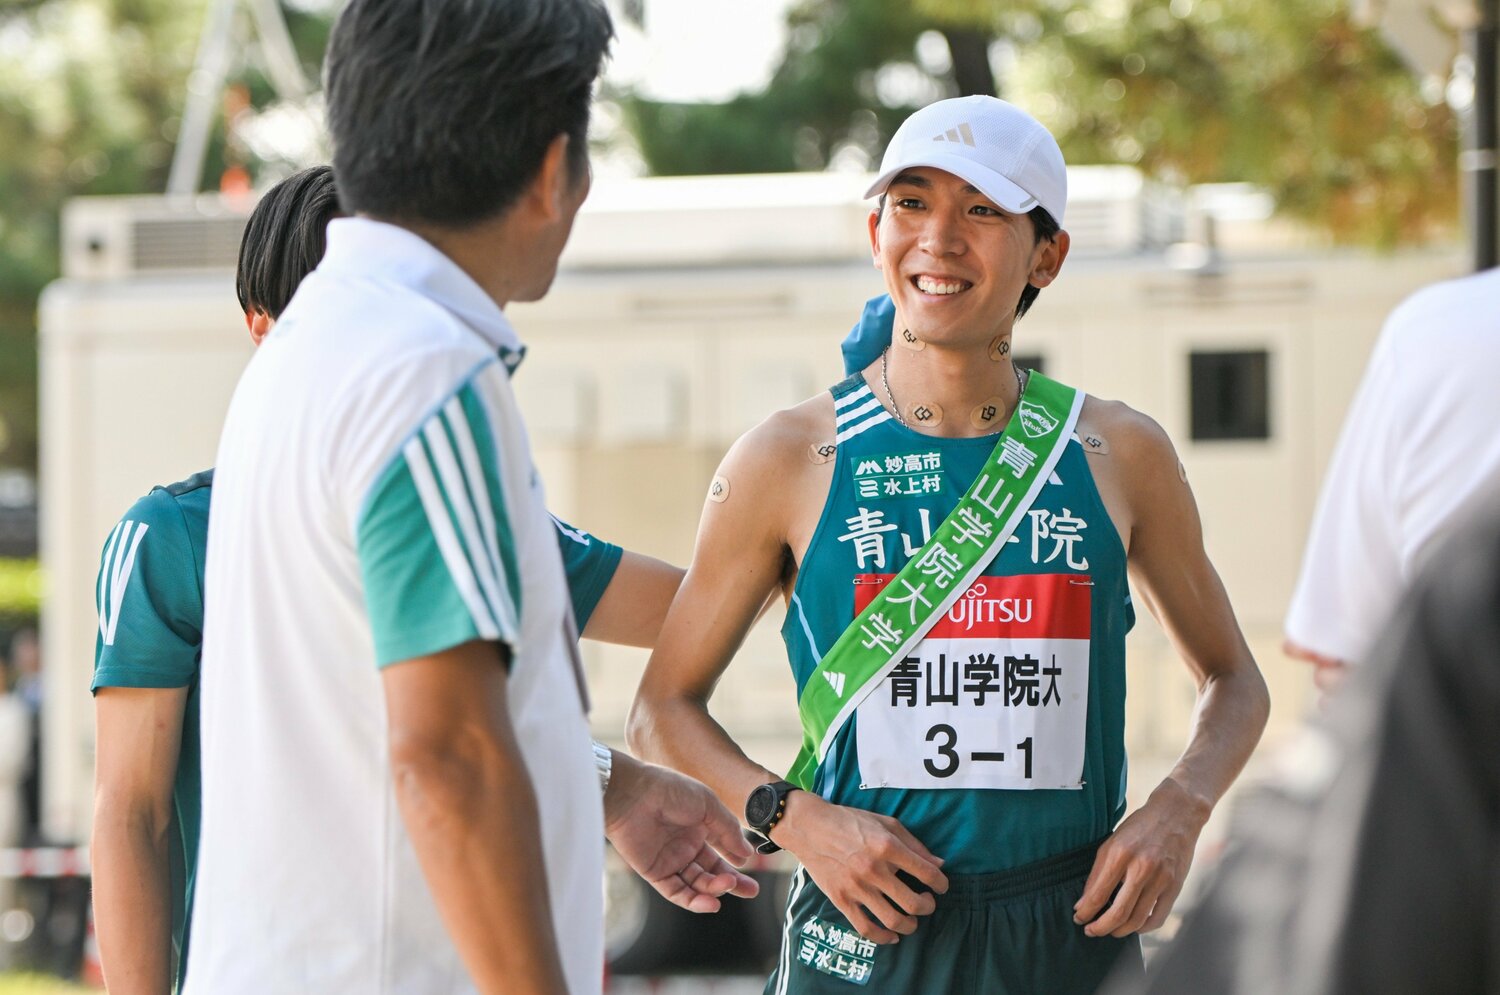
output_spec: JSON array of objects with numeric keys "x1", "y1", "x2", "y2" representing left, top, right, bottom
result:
[
  {"x1": 324, "y1": 0, "x2": 613, "y2": 228},
  {"x1": 876, "y1": 195, "x2": 1061, "y2": 320},
  {"x1": 235, "y1": 164, "x2": 341, "y2": 319}
]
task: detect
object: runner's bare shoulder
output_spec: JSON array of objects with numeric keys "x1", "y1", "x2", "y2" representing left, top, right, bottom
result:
[
  {"x1": 1079, "y1": 394, "x2": 1190, "y2": 536},
  {"x1": 721, "y1": 393, "x2": 837, "y2": 474},
  {"x1": 710, "y1": 393, "x2": 839, "y2": 528},
  {"x1": 1079, "y1": 396, "x2": 1175, "y2": 465}
]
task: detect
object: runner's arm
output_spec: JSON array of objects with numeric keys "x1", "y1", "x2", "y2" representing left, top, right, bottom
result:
[
  {"x1": 626, "y1": 430, "x2": 790, "y2": 815},
  {"x1": 628, "y1": 416, "x2": 947, "y2": 943},
  {"x1": 91, "y1": 685, "x2": 188, "y2": 995},
  {"x1": 1075, "y1": 412, "x2": 1270, "y2": 938},
  {"x1": 582, "y1": 551, "x2": 684, "y2": 647},
  {"x1": 383, "y1": 640, "x2": 568, "y2": 995}
]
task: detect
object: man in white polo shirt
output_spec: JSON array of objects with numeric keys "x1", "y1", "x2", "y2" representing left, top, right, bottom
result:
[
  {"x1": 1285, "y1": 266, "x2": 1500, "y2": 691},
  {"x1": 185, "y1": 1, "x2": 754, "y2": 992}
]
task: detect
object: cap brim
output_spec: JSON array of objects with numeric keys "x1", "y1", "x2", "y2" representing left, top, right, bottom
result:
[{"x1": 864, "y1": 151, "x2": 1044, "y2": 218}]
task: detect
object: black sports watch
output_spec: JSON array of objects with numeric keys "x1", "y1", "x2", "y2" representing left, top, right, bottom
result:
[{"x1": 744, "y1": 780, "x2": 799, "y2": 854}]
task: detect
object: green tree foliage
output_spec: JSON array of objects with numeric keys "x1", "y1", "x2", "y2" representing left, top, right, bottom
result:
[
  {"x1": 626, "y1": 0, "x2": 1457, "y2": 247},
  {"x1": 1007, "y1": 0, "x2": 1458, "y2": 246},
  {"x1": 625, "y1": 0, "x2": 959, "y2": 175},
  {"x1": 0, "y1": 0, "x2": 327, "y2": 472}
]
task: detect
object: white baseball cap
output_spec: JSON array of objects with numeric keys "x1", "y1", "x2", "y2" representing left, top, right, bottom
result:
[{"x1": 865, "y1": 95, "x2": 1067, "y2": 226}]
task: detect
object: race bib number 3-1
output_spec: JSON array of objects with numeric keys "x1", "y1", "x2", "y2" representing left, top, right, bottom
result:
[{"x1": 854, "y1": 572, "x2": 1090, "y2": 791}]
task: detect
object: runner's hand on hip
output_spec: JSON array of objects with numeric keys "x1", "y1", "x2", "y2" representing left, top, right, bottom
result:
[
  {"x1": 1073, "y1": 777, "x2": 1209, "y2": 938},
  {"x1": 774, "y1": 791, "x2": 948, "y2": 944}
]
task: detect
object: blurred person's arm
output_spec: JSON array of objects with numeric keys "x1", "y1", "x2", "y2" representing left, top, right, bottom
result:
[
  {"x1": 582, "y1": 551, "x2": 684, "y2": 647},
  {"x1": 1073, "y1": 407, "x2": 1270, "y2": 939},
  {"x1": 91, "y1": 686, "x2": 188, "y2": 995},
  {"x1": 629, "y1": 408, "x2": 947, "y2": 946},
  {"x1": 383, "y1": 640, "x2": 568, "y2": 995},
  {"x1": 89, "y1": 487, "x2": 205, "y2": 992},
  {"x1": 1283, "y1": 640, "x2": 1347, "y2": 695},
  {"x1": 551, "y1": 515, "x2": 687, "y2": 648}
]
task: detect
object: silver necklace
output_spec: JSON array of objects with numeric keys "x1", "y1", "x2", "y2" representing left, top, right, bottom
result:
[{"x1": 881, "y1": 345, "x2": 1026, "y2": 429}]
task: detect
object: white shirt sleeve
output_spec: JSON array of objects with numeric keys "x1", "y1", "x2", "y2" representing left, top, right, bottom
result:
[{"x1": 1284, "y1": 316, "x2": 1406, "y2": 663}]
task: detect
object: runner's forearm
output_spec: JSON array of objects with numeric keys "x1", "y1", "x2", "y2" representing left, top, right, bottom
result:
[
  {"x1": 627, "y1": 692, "x2": 773, "y2": 821},
  {"x1": 1163, "y1": 663, "x2": 1270, "y2": 812},
  {"x1": 90, "y1": 798, "x2": 173, "y2": 994}
]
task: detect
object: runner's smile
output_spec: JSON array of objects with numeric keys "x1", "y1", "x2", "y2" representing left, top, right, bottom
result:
[
  {"x1": 910, "y1": 274, "x2": 975, "y2": 298},
  {"x1": 870, "y1": 166, "x2": 1041, "y2": 344}
]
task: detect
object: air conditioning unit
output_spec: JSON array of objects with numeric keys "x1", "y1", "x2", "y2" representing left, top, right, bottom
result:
[{"x1": 61, "y1": 195, "x2": 253, "y2": 280}]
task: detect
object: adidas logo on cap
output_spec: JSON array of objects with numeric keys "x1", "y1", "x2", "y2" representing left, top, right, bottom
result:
[
  {"x1": 932, "y1": 122, "x2": 977, "y2": 147},
  {"x1": 867, "y1": 95, "x2": 1069, "y2": 225}
]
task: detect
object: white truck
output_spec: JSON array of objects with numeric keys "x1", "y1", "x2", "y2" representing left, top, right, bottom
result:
[{"x1": 37, "y1": 170, "x2": 1462, "y2": 972}]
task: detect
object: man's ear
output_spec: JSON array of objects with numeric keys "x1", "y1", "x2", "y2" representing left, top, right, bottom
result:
[
  {"x1": 1028, "y1": 230, "x2": 1070, "y2": 290},
  {"x1": 866, "y1": 208, "x2": 883, "y2": 269},
  {"x1": 247, "y1": 310, "x2": 274, "y2": 346},
  {"x1": 525, "y1": 133, "x2": 575, "y2": 225}
]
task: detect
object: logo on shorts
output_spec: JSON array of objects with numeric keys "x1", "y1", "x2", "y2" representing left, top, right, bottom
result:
[
  {"x1": 797, "y1": 915, "x2": 875, "y2": 985},
  {"x1": 1017, "y1": 400, "x2": 1058, "y2": 439}
]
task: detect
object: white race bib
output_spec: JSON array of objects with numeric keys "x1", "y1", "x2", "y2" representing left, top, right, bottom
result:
[{"x1": 854, "y1": 572, "x2": 1090, "y2": 790}]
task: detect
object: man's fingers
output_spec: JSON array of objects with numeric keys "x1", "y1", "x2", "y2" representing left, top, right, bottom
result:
[
  {"x1": 1085, "y1": 866, "x2": 1151, "y2": 937},
  {"x1": 876, "y1": 873, "x2": 936, "y2": 918},
  {"x1": 689, "y1": 846, "x2": 761, "y2": 900},
  {"x1": 881, "y1": 817, "x2": 944, "y2": 867},
  {"x1": 833, "y1": 899, "x2": 899, "y2": 945},
  {"x1": 881, "y1": 835, "x2": 949, "y2": 894},
  {"x1": 1141, "y1": 876, "x2": 1185, "y2": 933},
  {"x1": 860, "y1": 892, "x2": 920, "y2": 937},
  {"x1": 701, "y1": 802, "x2": 754, "y2": 865},
  {"x1": 1073, "y1": 848, "x2": 1125, "y2": 925},
  {"x1": 650, "y1": 873, "x2": 722, "y2": 913}
]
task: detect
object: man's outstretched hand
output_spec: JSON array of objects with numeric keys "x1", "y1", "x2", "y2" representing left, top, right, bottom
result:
[{"x1": 603, "y1": 751, "x2": 760, "y2": 913}]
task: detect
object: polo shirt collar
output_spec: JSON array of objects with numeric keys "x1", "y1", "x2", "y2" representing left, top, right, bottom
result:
[{"x1": 320, "y1": 217, "x2": 526, "y2": 373}]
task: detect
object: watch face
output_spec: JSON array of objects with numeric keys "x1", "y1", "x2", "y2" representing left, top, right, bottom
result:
[{"x1": 746, "y1": 785, "x2": 776, "y2": 827}]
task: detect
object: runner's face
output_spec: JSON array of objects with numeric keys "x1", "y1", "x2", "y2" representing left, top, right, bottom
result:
[{"x1": 868, "y1": 167, "x2": 1053, "y2": 347}]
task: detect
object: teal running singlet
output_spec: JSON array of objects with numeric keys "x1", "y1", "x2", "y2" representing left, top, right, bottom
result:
[{"x1": 782, "y1": 373, "x2": 1133, "y2": 874}]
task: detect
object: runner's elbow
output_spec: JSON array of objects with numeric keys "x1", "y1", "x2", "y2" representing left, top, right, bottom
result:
[
  {"x1": 624, "y1": 692, "x2": 656, "y2": 760},
  {"x1": 625, "y1": 683, "x2": 692, "y2": 762}
]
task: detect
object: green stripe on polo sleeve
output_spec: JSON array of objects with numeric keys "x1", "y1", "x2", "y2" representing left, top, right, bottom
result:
[{"x1": 357, "y1": 381, "x2": 523, "y2": 668}]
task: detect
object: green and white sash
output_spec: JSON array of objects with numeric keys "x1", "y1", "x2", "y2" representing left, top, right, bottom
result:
[{"x1": 787, "y1": 372, "x2": 1084, "y2": 791}]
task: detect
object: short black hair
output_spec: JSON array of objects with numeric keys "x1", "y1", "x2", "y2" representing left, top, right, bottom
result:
[
  {"x1": 876, "y1": 196, "x2": 1061, "y2": 320},
  {"x1": 235, "y1": 165, "x2": 342, "y2": 319},
  {"x1": 324, "y1": 0, "x2": 614, "y2": 228}
]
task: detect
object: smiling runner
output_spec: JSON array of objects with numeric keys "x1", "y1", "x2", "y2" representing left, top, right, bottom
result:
[{"x1": 629, "y1": 96, "x2": 1271, "y2": 995}]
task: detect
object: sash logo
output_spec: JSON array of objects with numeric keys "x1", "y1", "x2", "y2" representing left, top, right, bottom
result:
[
  {"x1": 1018, "y1": 400, "x2": 1058, "y2": 439},
  {"x1": 823, "y1": 670, "x2": 846, "y2": 697}
]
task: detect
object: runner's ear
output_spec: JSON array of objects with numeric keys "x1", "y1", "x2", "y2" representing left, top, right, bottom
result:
[{"x1": 1027, "y1": 230, "x2": 1070, "y2": 290}]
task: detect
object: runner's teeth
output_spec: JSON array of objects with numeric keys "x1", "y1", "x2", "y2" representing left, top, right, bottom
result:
[{"x1": 916, "y1": 277, "x2": 968, "y2": 295}]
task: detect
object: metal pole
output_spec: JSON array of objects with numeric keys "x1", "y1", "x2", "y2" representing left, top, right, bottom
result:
[
  {"x1": 1465, "y1": 0, "x2": 1498, "y2": 270},
  {"x1": 247, "y1": 0, "x2": 311, "y2": 100},
  {"x1": 166, "y1": 0, "x2": 239, "y2": 197}
]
